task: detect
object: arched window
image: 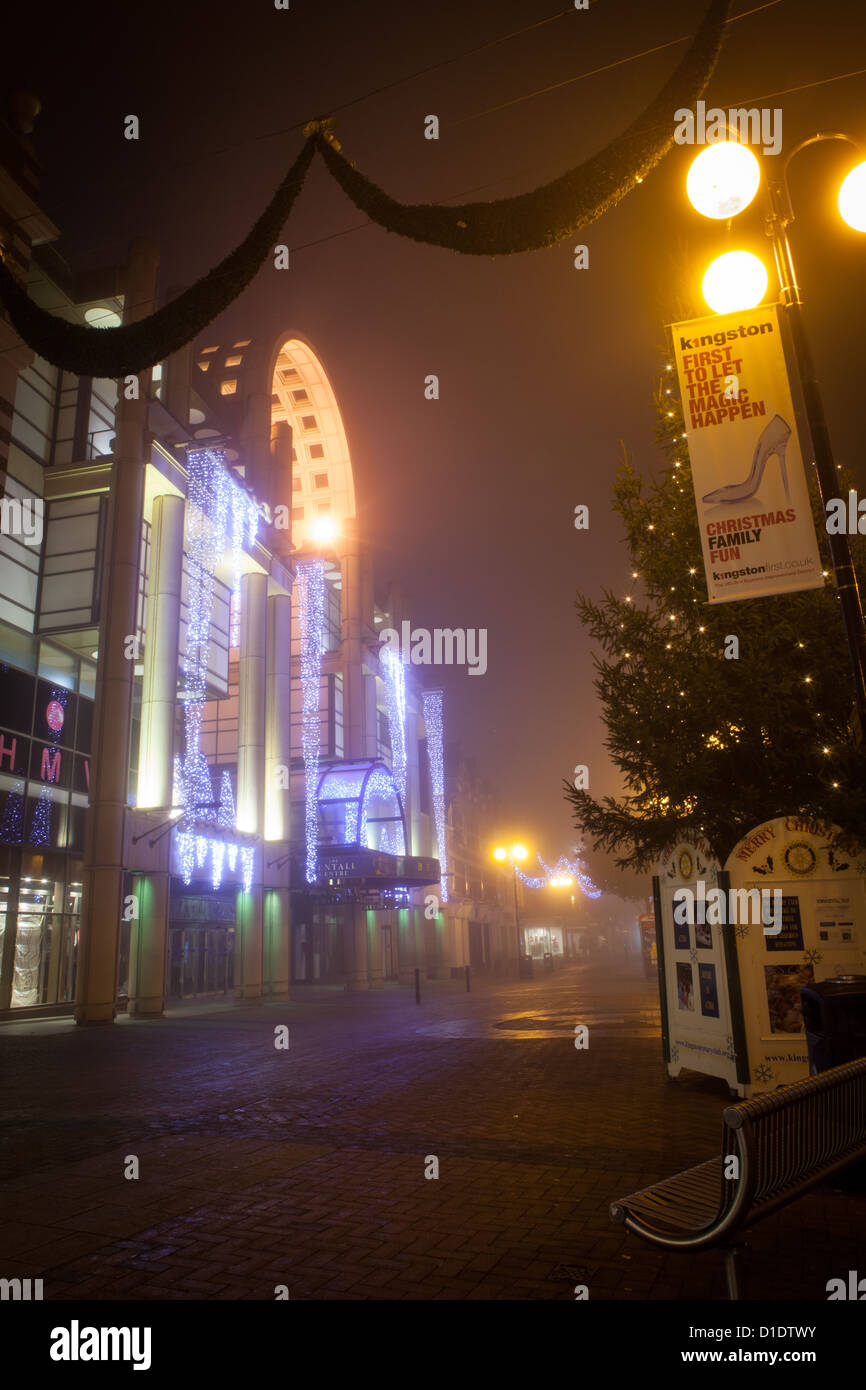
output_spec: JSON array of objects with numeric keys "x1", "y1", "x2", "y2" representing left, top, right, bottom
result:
[{"x1": 316, "y1": 760, "x2": 406, "y2": 855}]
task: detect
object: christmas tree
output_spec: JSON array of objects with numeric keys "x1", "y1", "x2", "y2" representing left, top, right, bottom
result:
[{"x1": 565, "y1": 363, "x2": 866, "y2": 870}]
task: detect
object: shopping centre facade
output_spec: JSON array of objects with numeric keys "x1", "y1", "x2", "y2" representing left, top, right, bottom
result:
[{"x1": 0, "y1": 96, "x2": 515, "y2": 1020}]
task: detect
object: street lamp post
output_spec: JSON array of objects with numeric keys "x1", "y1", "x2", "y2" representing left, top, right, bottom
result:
[
  {"x1": 493, "y1": 842, "x2": 529, "y2": 976},
  {"x1": 511, "y1": 867, "x2": 521, "y2": 967},
  {"x1": 687, "y1": 135, "x2": 866, "y2": 738},
  {"x1": 764, "y1": 137, "x2": 866, "y2": 735}
]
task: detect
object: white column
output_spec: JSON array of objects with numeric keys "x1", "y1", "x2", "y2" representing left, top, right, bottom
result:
[
  {"x1": 76, "y1": 237, "x2": 159, "y2": 1025},
  {"x1": 237, "y1": 571, "x2": 267, "y2": 834},
  {"x1": 137, "y1": 493, "x2": 184, "y2": 809},
  {"x1": 265, "y1": 591, "x2": 292, "y2": 841}
]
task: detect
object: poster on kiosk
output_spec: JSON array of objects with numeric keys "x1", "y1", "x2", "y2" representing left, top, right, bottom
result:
[
  {"x1": 654, "y1": 837, "x2": 744, "y2": 1096},
  {"x1": 724, "y1": 815, "x2": 866, "y2": 1093}
]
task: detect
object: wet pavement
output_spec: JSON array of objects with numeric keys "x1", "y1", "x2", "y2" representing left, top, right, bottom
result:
[{"x1": 0, "y1": 958, "x2": 862, "y2": 1300}]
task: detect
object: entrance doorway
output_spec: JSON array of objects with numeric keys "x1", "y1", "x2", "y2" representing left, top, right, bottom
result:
[
  {"x1": 168, "y1": 925, "x2": 235, "y2": 999},
  {"x1": 381, "y1": 924, "x2": 394, "y2": 980},
  {"x1": 291, "y1": 905, "x2": 343, "y2": 982}
]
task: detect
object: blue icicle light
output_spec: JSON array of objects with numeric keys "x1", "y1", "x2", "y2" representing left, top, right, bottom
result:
[
  {"x1": 422, "y1": 689, "x2": 447, "y2": 902},
  {"x1": 296, "y1": 559, "x2": 326, "y2": 884}
]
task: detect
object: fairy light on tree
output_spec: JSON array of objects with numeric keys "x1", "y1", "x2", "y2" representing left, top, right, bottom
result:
[{"x1": 565, "y1": 371, "x2": 866, "y2": 865}]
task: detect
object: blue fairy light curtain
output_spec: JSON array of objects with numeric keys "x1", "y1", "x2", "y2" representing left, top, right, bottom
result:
[
  {"x1": 422, "y1": 689, "x2": 448, "y2": 902},
  {"x1": 296, "y1": 559, "x2": 327, "y2": 884},
  {"x1": 174, "y1": 446, "x2": 259, "y2": 890}
]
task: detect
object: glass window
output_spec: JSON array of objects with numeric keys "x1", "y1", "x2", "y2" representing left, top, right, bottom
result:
[
  {"x1": 0, "y1": 628, "x2": 37, "y2": 673},
  {"x1": 0, "y1": 777, "x2": 26, "y2": 843},
  {"x1": 29, "y1": 741, "x2": 71, "y2": 787},
  {"x1": 38, "y1": 642, "x2": 78, "y2": 692},
  {"x1": 0, "y1": 665, "x2": 36, "y2": 734},
  {"x1": 34, "y1": 681, "x2": 77, "y2": 748},
  {"x1": 25, "y1": 782, "x2": 70, "y2": 849},
  {"x1": 78, "y1": 659, "x2": 96, "y2": 701},
  {"x1": 87, "y1": 378, "x2": 118, "y2": 458}
]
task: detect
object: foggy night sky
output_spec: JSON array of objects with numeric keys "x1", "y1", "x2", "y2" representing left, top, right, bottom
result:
[{"x1": 9, "y1": 0, "x2": 866, "y2": 860}]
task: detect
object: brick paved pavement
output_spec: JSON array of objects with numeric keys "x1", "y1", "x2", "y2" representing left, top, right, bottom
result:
[{"x1": 0, "y1": 958, "x2": 863, "y2": 1300}]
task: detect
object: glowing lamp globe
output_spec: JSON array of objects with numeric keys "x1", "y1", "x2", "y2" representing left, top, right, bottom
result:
[
  {"x1": 310, "y1": 515, "x2": 339, "y2": 544},
  {"x1": 702, "y1": 251, "x2": 768, "y2": 314},
  {"x1": 511, "y1": 843, "x2": 529, "y2": 862},
  {"x1": 687, "y1": 142, "x2": 761, "y2": 219},
  {"x1": 493, "y1": 846, "x2": 507, "y2": 862},
  {"x1": 838, "y1": 161, "x2": 866, "y2": 232}
]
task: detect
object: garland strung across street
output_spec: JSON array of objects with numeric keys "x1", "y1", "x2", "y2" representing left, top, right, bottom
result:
[
  {"x1": 0, "y1": 0, "x2": 728, "y2": 378},
  {"x1": 0, "y1": 139, "x2": 317, "y2": 379},
  {"x1": 315, "y1": 0, "x2": 729, "y2": 257}
]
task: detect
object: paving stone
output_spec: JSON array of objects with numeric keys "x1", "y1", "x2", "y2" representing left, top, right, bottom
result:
[{"x1": 1, "y1": 959, "x2": 858, "y2": 1302}]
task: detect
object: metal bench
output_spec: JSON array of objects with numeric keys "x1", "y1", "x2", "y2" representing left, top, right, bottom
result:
[{"x1": 610, "y1": 1056, "x2": 866, "y2": 1298}]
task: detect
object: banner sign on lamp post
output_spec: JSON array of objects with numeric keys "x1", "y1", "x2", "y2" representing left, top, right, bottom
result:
[{"x1": 671, "y1": 303, "x2": 824, "y2": 604}]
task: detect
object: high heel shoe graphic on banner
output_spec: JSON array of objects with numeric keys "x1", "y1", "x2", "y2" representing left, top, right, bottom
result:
[{"x1": 702, "y1": 414, "x2": 792, "y2": 505}]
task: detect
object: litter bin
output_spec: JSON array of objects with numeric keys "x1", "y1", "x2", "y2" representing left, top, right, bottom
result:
[
  {"x1": 519, "y1": 954, "x2": 534, "y2": 979},
  {"x1": 543, "y1": 952, "x2": 554, "y2": 974},
  {"x1": 800, "y1": 977, "x2": 866, "y2": 1074}
]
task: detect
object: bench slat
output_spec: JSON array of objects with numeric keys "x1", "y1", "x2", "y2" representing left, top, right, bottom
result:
[
  {"x1": 611, "y1": 1157, "x2": 725, "y2": 1235},
  {"x1": 609, "y1": 1058, "x2": 866, "y2": 1256}
]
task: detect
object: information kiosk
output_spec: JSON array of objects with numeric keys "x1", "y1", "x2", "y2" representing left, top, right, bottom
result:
[
  {"x1": 654, "y1": 836, "x2": 743, "y2": 1096},
  {"x1": 653, "y1": 819, "x2": 866, "y2": 1096},
  {"x1": 725, "y1": 815, "x2": 866, "y2": 1092}
]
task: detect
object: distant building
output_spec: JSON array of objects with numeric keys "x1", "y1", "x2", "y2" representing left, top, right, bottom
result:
[{"x1": 442, "y1": 752, "x2": 515, "y2": 974}]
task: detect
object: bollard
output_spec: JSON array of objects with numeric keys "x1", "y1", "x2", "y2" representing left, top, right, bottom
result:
[
  {"x1": 465, "y1": 964, "x2": 470, "y2": 992},
  {"x1": 415, "y1": 967, "x2": 421, "y2": 1005}
]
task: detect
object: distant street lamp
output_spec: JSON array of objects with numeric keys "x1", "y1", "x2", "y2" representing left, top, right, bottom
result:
[
  {"x1": 493, "y1": 842, "x2": 529, "y2": 975},
  {"x1": 687, "y1": 133, "x2": 866, "y2": 736}
]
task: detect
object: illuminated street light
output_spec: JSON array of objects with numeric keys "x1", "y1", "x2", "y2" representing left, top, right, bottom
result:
[
  {"x1": 684, "y1": 130, "x2": 866, "y2": 732},
  {"x1": 701, "y1": 250, "x2": 768, "y2": 313},
  {"x1": 493, "y1": 843, "x2": 532, "y2": 975},
  {"x1": 310, "y1": 515, "x2": 340, "y2": 544},
  {"x1": 687, "y1": 141, "x2": 761, "y2": 219},
  {"x1": 838, "y1": 161, "x2": 866, "y2": 232}
]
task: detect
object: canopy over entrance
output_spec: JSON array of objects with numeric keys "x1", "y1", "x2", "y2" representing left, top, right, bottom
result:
[{"x1": 317, "y1": 759, "x2": 406, "y2": 856}]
